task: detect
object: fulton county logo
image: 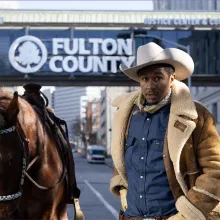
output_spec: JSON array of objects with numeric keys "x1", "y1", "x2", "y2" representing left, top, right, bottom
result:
[
  {"x1": 9, "y1": 35, "x2": 135, "y2": 74},
  {"x1": 9, "y1": 36, "x2": 47, "y2": 73}
]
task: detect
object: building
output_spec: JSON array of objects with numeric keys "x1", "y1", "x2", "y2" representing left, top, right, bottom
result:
[
  {"x1": 153, "y1": 0, "x2": 220, "y2": 10},
  {"x1": 42, "y1": 88, "x2": 54, "y2": 109},
  {"x1": 80, "y1": 96, "x2": 89, "y2": 128},
  {"x1": 99, "y1": 86, "x2": 138, "y2": 156},
  {"x1": 53, "y1": 86, "x2": 101, "y2": 146},
  {"x1": 86, "y1": 101, "x2": 100, "y2": 144},
  {"x1": 54, "y1": 87, "x2": 86, "y2": 142}
]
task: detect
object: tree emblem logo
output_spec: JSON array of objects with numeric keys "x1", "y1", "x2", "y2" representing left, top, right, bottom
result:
[{"x1": 9, "y1": 35, "x2": 47, "y2": 73}]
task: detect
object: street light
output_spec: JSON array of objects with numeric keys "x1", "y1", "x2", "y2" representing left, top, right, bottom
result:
[{"x1": 133, "y1": 34, "x2": 192, "y2": 90}]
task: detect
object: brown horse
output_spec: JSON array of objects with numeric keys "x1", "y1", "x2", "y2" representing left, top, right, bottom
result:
[{"x1": 0, "y1": 89, "x2": 84, "y2": 220}]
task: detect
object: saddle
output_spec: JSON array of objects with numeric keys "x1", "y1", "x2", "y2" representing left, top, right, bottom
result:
[{"x1": 22, "y1": 84, "x2": 80, "y2": 204}]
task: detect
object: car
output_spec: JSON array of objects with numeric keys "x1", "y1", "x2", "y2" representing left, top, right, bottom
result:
[{"x1": 87, "y1": 145, "x2": 106, "y2": 163}]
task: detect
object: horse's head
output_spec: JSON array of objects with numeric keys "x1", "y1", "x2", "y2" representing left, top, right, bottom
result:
[{"x1": 0, "y1": 91, "x2": 27, "y2": 219}]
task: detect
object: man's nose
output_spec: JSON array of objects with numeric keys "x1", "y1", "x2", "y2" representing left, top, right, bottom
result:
[{"x1": 146, "y1": 79, "x2": 156, "y2": 89}]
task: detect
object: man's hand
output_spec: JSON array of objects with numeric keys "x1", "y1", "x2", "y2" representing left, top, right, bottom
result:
[
  {"x1": 168, "y1": 212, "x2": 185, "y2": 220},
  {"x1": 119, "y1": 188, "x2": 127, "y2": 211}
]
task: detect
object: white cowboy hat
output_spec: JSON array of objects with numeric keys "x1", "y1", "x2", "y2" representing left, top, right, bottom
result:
[{"x1": 120, "y1": 42, "x2": 194, "y2": 82}]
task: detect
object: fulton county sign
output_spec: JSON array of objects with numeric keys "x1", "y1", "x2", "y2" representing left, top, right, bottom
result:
[
  {"x1": 8, "y1": 35, "x2": 135, "y2": 74},
  {"x1": 144, "y1": 18, "x2": 220, "y2": 26}
]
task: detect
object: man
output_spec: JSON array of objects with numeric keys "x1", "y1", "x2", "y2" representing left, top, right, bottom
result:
[{"x1": 110, "y1": 42, "x2": 220, "y2": 220}]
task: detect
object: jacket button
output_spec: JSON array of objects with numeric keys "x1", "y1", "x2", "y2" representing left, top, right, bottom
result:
[{"x1": 163, "y1": 154, "x2": 166, "y2": 158}]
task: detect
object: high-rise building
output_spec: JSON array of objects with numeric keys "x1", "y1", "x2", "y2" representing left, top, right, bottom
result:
[
  {"x1": 86, "y1": 101, "x2": 100, "y2": 144},
  {"x1": 153, "y1": 0, "x2": 219, "y2": 11},
  {"x1": 42, "y1": 88, "x2": 54, "y2": 109},
  {"x1": 54, "y1": 87, "x2": 86, "y2": 142},
  {"x1": 54, "y1": 86, "x2": 101, "y2": 143},
  {"x1": 80, "y1": 96, "x2": 89, "y2": 128}
]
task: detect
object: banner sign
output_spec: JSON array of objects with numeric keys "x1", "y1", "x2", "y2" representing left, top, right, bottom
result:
[
  {"x1": 144, "y1": 18, "x2": 220, "y2": 26},
  {"x1": 9, "y1": 35, "x2": 135, "y2": 74}
]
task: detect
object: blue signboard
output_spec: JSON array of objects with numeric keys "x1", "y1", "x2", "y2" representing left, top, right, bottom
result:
[{"x1": 0, "y1": 28, "x2": 219, "y2": 86}]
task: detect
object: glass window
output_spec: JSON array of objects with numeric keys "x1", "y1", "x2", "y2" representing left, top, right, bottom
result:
[
  {"x1": 29, "y1": 29, "x2": 70, "y2": 39},
  {"x1": 92, "y1": 150, "x2": 104, "y2": 155},
  {"x1": 92, "y1": 104, "x2": 97, "y2": 112}
]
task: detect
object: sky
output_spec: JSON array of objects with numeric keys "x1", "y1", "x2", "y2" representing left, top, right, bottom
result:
[{"x1": 0, "y1": 1, "x2": 153, "y2": 10}]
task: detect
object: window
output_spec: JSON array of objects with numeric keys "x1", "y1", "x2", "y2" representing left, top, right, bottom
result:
[{"x1": 92, "y1": 104, "x2": 97, "y2": 112}]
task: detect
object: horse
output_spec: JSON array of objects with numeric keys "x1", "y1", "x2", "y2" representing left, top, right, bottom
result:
[{"x1": 0, "y1": 89, "x2": 84, "y2": 220}]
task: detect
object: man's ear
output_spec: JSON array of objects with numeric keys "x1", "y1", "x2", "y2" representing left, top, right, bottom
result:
[
  {"x1": 170, "y1": 73, "x2": 176, "y2": 86},
  {"x1": 4, "y1": 92, "x2": 19, "y2": 123}
]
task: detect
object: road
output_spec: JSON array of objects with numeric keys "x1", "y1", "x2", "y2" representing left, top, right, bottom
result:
[{"x1": 67, "y1": 153, "x2": 121, "y2": 220}]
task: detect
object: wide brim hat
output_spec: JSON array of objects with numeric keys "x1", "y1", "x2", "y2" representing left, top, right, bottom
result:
[{"x1": 120, "y1": 42, "x2": 194, "y2": 82}]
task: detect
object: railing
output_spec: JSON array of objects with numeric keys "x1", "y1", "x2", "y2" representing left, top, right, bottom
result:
[{"x1": 152, "y1": 0, "x2": 220, "y2": 11}]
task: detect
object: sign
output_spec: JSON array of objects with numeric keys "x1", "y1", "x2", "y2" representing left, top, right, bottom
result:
[
  {"x1": 9, "y1": 36, "x2": 48, "y2": 73},
  {"x1": 144, "y1": 18, "x2": 220, "y2": 26},
  {"x1": 8, "y1": 35, "x2": 135, "y2": 74}
]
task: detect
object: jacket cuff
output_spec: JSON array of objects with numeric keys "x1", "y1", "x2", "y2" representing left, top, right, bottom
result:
[
  {"x1": 110, "y1": 175, "x2": 126, "y2": 197},
  {"x1": 176, "y1": 196, "x2": 206, "y2": 220}
]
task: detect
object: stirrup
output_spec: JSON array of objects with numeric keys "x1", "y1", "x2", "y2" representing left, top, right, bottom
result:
[{"x1": 74, "y1": 198, "x2": 85, "y2": 220}]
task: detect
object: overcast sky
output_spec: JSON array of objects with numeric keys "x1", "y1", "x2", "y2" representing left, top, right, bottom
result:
[{"x1": 0, "y1": 1, "x2": 153, "y2": 10}]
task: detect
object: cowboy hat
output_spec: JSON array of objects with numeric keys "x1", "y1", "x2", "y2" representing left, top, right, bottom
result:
[{"x1": 120, "y1": 42, "x2": 194, "y2": 82}]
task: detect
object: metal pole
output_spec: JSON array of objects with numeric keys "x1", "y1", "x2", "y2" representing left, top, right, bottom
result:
[
  {"x1": 187, "y1": 45, "x2": 191, "y2": 91},
  {"x1": 70, "y1": 26, "x2": 74, "y2": 40},
  {"x1": 25, "y1": 26, "x2": 29, "y2": 35}
]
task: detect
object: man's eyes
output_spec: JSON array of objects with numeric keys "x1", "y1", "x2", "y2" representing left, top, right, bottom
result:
[
  {"x1": 142, "y1": 77, "x2": 162, "y2": 81},
  {"x1": 155, "y1": 77, "x2": 162, "y2": 81}
]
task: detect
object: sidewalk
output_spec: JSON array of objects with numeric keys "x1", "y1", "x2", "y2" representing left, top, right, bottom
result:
[{"x1": 105, "y1": 156, "x2": 113, "y2": 169}]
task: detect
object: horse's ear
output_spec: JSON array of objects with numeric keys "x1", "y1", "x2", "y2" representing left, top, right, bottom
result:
[{"x1": 5, "y1": 91, "x2": 20, "y2": 123}]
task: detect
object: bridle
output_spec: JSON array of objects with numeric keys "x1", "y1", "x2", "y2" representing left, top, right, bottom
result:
[
  {"x1": 0, "y1": 125, "x2": 28, "y2": 202},
  {"x1": 0, "y1": 118, "x2": 66, "y2": 203}
]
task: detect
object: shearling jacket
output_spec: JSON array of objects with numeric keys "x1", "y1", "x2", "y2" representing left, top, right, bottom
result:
[{"x1": 110, "y1": 80, "x2": 220, "y2": 220}]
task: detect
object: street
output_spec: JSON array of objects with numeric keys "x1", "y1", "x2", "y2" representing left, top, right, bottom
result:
[{"x1": 67, "y1": 153, "x2": 121, "y2": 220}]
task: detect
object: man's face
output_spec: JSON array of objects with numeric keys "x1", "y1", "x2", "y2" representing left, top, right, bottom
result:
[{"x1": 138, "y1": 65, "x2": 176, "y2": 105}]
